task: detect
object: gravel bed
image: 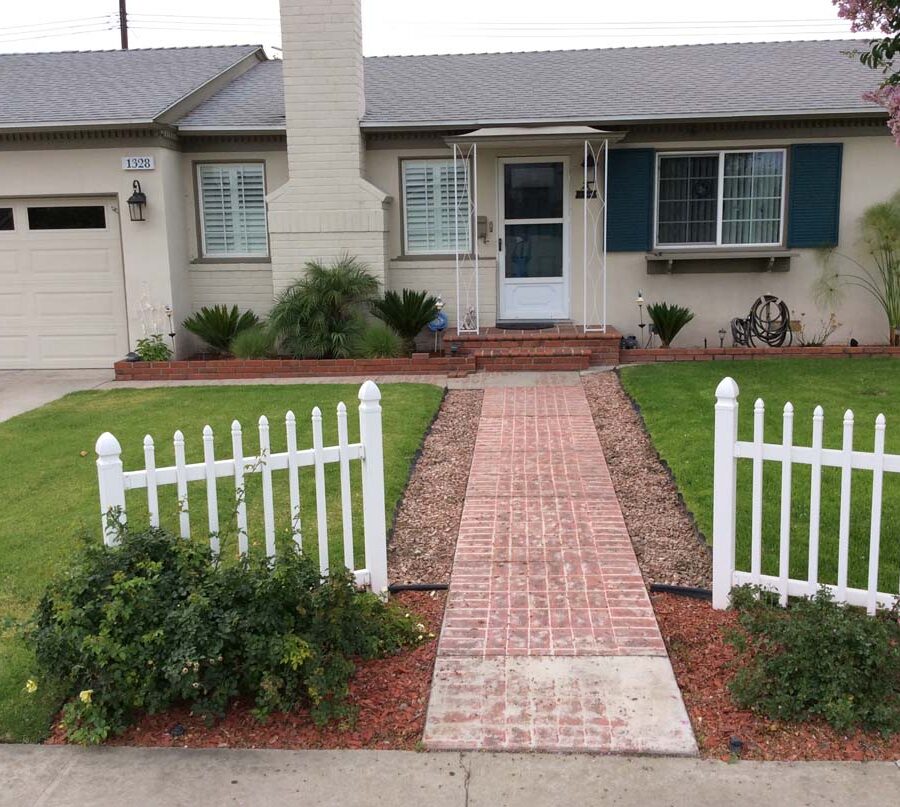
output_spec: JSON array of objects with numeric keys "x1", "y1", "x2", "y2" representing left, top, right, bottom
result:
[
  {"x1": 388, "y1": 390, "x2": 483, "y2": 585},
  {"x1": 582, "y1": 372, "x2": 711, "y2": 588}
]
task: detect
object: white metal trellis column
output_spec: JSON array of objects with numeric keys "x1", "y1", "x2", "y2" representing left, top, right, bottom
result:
[
  {"x1": 453, "y1": 142, "x2": 479, "y2": 334},
  {"x1": 582, "y1": 139, "x2": 608, "y2": 333}
]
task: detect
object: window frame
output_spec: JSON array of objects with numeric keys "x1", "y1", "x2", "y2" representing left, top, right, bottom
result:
[
  {"x1": 653, "y1": 148, "x2": 788, "y2": 250},
  {"x1": 194, "y1": 161, "x2": 270, "y2": 262},
  {"x1": 400, "y1": 156, "x2": 473, "y2": 257}
]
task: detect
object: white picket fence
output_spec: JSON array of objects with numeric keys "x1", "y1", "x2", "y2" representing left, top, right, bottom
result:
[
  {"x1": 95, "y1": 380, "x2": 388, "y2": 594},
  {"x1": 713, "y1": 376, "x2": 899, "y2": 614}
]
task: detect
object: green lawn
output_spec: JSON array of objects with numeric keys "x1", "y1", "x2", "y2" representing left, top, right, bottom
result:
[
  {"x1": 620, "y1": 358, "x2": 900, "y2": 595},
  {"x1": 0, "y1": 382, "x2": 443, "y2": 742}
]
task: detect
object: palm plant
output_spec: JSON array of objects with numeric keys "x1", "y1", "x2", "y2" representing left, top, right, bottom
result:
[
  {"x1": 182, "y1": 305, "x2": 260, "y2": 355},
  {"x1": 815, "y1": 191, "x2": 900, "y2": 345},
  {"x1": 646, "y1": 302, "x2": 695, "y2": 348},
  {"x1": 268, "y1": 256, "x2": 380, "y2": 358},
  {"x1": 370, "y1": 288, "x2": 439, "y2": 353}
]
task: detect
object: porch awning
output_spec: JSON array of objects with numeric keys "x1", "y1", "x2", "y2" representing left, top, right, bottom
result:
[{"x1": 445, "y1": 125, "x2": 626, "y2": 149}]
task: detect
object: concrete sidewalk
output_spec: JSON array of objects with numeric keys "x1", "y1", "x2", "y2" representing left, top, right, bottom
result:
[{"x1": 1, "y1": 746, "x2": 897, "y2": 807}]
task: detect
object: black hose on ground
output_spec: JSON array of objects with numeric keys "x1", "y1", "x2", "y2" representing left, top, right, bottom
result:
[
  {"x1": 649, "y1": 582, "x2": 712, "y2": 601},
  {"x1": 388, "y1": 582, "x2": 449, "y2": 593}
]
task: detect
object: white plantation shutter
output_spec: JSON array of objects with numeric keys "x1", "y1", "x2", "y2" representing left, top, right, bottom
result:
[
  {"x1": 402, "y1": 159, "x2": 471, "y2": 254},
  {"x1": 198, "y1": 163, "x2": 268, "y2": 257}
]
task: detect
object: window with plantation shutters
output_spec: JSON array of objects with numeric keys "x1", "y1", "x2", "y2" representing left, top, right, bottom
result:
[
  {"x1": 197, "y1": 163, "x2": 269, "y2": 258},
  {"x1": 402, "y1": 159, "x2": 471, "y2": 254}
]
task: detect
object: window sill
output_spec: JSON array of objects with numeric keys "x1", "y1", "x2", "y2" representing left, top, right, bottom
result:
[
  {"x1": 645, "y1": 249, "x2": 796, "y2": 274},
  {"x1": 190, "y1": 258, "x2": 271, "y2": 268}
]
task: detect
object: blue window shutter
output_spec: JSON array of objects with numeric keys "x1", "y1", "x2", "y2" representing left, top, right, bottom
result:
[
  {"x1": 787, "y1": 143, "x2": 842, "y2": 248},
  {"x1": 607, "y1": 148, "x2": 655, "y2": 252}
]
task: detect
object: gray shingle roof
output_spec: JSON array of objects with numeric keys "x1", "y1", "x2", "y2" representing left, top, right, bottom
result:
[
  {"x1": 178, "y1": 60, "x2": 285, "y2": 129},
  {"x1": 362, "y1": 39, "x2": 881, "y2": 126},
  {"x1": 0, "y1": 45, "x2": 262, "y2": 126}
]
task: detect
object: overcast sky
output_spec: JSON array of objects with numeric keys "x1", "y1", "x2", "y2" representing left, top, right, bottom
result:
[{"x1": 1, "y1": 0, "x2": 872, "y2": 56}]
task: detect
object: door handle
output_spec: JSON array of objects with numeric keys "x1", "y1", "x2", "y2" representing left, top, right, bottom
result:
[{"x1": 498, "y1": 237, "x2": 503, "y2": 251}]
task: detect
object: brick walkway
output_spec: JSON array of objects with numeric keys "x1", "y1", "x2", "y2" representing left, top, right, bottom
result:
[{"x1": 423, "y1": 385, "x2": 696, "y2": 754}]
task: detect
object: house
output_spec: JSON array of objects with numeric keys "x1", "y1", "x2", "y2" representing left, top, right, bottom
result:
[{"x1": 1, "y1": 0, "x2": 898, "y2": 369}]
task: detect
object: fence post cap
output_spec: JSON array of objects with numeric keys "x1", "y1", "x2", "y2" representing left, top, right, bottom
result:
[
  {"x1": 358, "y1": 379, "x2": 381, "y2": 403},
  {"x1": 715, "y1": 376, "x2": 739, "y2": 400},
  {"x1": 143, "y1": 434, "x2": 154, "y2": 447},
  {"x1": 95, "y1": 431, "x2": 122, "y2": 456}
]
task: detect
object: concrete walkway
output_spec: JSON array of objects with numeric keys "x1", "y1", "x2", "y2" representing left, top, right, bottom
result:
[
  {"x1": 0, "y1": 370, "x2": 113, "y2": 422},
  {"x1": 2, "y1": 747, "x2": 898, "y2": 807},
  {"x1": 423, "y1": 386, "x2": 695, "y2": 754}
]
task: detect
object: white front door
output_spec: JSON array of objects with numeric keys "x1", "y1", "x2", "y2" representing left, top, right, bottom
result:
[{"x1": 498, "y1": 158, "x2": 569, "y2": 321}]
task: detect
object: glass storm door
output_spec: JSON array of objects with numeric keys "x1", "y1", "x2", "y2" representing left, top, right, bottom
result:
[{"x1": 498, "y1": 158, "x2": 569, "y2": 321}]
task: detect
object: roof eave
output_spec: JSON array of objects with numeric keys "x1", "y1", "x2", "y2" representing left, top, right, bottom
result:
[
  {"x1": 360, "y1": 108, "x2": 886, "y2": 131},
  {"x1": 0, "y1": 119, "x2": 158, "y2": 131},
  {"x1": 176, "y1": 124, "x2": 286, "y2": 135}
]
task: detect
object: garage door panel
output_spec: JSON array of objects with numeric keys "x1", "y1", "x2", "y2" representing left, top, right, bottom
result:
[
  {"x1": 0, "y1": 293, "x2": 25, "y2": 318},
  {"x1": 0, "y1": 336, "x2": 29, "y2": 361},
  {"x1": 30, "y1": 248, "x2": 114, "y2": 277},
  {"x1": 0, "y1": 196, "x2": 128, "y2": 369},
  {"x1": 35, "y1": 290, "x2": 119, "y2": 318},
  {"x1": 39, "y1": 333, "x2": 123, "y2": 362}
]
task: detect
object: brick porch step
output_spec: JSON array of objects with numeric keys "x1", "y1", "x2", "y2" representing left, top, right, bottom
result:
[
  {"x1": 471, "y1": 346, "x2": 592, "y2": 372},
  {"x1": 449, "y1": 327, "x2": 621, "y2": 368}
]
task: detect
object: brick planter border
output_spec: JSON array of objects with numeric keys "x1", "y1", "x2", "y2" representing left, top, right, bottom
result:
[
  {"x1": 115, "y1": 355, "x2": 476, "y2": 381},
  {"x1": 619, "y1": 345, "x2": 900, "y2": 363}
]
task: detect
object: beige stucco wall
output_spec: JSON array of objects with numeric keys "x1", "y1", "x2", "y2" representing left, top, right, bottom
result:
[
  {"x1": 366, "y1": 133, "x2": 900, "y2": 345},
  {"x1": 0, "y1": 141, "x2": 192, "y2": 354}
]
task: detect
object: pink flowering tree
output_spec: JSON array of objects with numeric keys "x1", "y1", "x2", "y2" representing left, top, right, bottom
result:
[{"x1": 834, "y1": 1, "x2": 900, "y2": 142}]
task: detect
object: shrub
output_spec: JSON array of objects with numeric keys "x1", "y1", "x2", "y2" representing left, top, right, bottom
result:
[
  {"x1": 183, "y1": 305, "x2": 260, "y2": 355},
  {"x1": 230, "y1": 325, "x2": 276, "y2": 359},
  {"x1": 370, "y1": 289, "x2": 438, "y2": 353},
  {"x1": 268, "y1": 256, "x2": 380, "y2": 359},
  {"x1": 646, "y1": 302, "x2": 694, "y2": 347},
  {"x1": 726, "y1": 586, "x2": 900, "y2": 733},
  {"x1": 26, "y1": 529, "x2": 420, "y2": 745},
  {"x1": 134, "y1": 335, "x2": 172, "y2": 362},
  {"x1": 354, "y1": 324, "x2": 404, "y2": 358}
]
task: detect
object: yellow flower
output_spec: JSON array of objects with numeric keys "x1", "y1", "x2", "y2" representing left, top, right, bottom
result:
[
  {"x1": 78, "y1": 689, "x2": 93, "y2": 704},
  {"x1": 24, "y1": 679, "x2": 38, "y2": 694}
]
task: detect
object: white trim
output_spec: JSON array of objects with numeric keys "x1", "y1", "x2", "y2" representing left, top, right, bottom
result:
[
  {"x1": 497, "y1": 156, "x2": 570, "y2": 322},
  {"x1": 654, "y1": 148, "x2": 787, "y2": 250}
]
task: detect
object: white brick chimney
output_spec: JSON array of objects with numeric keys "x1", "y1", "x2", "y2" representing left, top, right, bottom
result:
[{"x1": 268, "y1": 0, "x2": 389, "y2": 291}]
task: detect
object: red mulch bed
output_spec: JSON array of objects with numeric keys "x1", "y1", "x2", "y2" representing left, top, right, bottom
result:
[
  {"x1": 47, "y1": 591, "x2": 444, "y2": 751},
  {"x1": 653, "y1": 592, "x2": 900, "y2": 761}
]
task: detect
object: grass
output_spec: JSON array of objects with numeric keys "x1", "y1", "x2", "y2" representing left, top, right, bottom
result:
[
  {"x1": 620, "y1": 358, "x2": 900, "y2": 595},
  {"x1": 0, "y1": 382, "x2": 443, "y2": 743}
]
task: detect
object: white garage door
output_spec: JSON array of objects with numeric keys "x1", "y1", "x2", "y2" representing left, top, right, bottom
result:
[{"x1": 0, "y1": 197, "x2": 129, "y2": 369}]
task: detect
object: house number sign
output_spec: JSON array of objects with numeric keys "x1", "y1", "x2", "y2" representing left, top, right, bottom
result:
[{"x1": 122, "y1": 156, "x2": 155, "y2": 170}]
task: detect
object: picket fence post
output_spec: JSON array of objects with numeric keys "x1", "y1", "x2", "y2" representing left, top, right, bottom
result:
[
  {"x1": 712, "y1": 377, "x2": 740, "y2": 609},
  {"x1": 95, "y1": 432, "x2": 126, "y2": 546},
  {"x1": 358, "y1": 380, "x2": 388, "y2": 596}
]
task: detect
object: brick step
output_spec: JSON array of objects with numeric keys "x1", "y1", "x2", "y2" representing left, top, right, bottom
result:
[{"x1": 471, "y1": 346, "x2": 592, "y2": 372}]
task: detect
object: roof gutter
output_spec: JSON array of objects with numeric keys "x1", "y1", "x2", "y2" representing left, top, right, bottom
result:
[
  {"x1": 359, "y1": 107, "x2": 886, "y2": 131},
  {"x1": 0, "y1": 119, "x2": 159, "y2": 131}
]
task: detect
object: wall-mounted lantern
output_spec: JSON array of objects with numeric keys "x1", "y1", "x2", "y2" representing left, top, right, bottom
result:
[{"x1": 127, "y1": 180, "x2": 147, "y2": 221}]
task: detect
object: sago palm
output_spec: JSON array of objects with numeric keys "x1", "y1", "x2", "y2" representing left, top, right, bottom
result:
[
  {"x1": 182, "y1": 304, "x2": 260, "y2": 355},
  {"x1": 269, "y1": 256, "x2": 380, "y2": 358},
  {"x1": 370, "y1": 288, "x2": 439, "y2": 353}
]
